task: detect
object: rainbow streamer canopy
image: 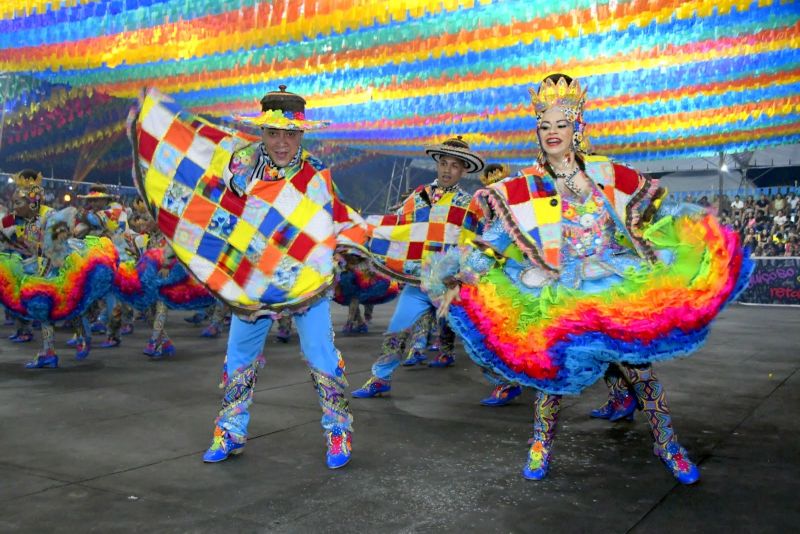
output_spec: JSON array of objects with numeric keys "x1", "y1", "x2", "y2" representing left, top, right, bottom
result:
[{"x1": 0, "y1": 0, "x2": 798, "y2": 172}]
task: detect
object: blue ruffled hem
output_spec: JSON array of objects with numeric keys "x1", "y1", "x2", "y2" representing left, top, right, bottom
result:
[
  {"x1": 448, "y1": 305, "x2": 711, "y2": 396},
  {"x1": 24, "y1": 266, "x2": 116, "y2": 322}
]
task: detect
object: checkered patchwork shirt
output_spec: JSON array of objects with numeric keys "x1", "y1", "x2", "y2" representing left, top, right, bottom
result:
[{"x1": 366, "y1": 183, "x2": 483, "y2": 284}]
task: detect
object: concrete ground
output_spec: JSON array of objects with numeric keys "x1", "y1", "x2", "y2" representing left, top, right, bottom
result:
[{"x1": 0, "y1": 303, "x2": 797, "y2": 533}]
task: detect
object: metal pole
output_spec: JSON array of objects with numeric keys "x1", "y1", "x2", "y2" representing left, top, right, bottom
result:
[
  {"x1": 0, "y1": 75, "x2": 7, "y2": 152},
  {"x1": 718, "y1": 151, "x2": 725, "y2": 212},
  {"x1": 385, "y1": 160, "x2": 397, "y2": 212}
]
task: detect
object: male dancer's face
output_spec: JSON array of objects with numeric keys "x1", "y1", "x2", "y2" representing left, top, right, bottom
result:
[
  {"x1": 262, "y1": 128, "x2": 303, "y2": 168},
  {"x1": 436, "y1": 155, "x2": 468, "y2": 188}
]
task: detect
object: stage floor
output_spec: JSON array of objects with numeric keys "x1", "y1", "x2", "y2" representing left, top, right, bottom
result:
[{"x1": 1, "y1": 303, "x2": 798, "y2": 533}]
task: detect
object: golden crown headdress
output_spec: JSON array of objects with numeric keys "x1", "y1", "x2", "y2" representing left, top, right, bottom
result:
[
  {"x1": 481, "y1": 163, "x2": 511, "y2": 186},
  {"x1": 13, "y1": 170, "x2": 44, "y2": 204},
  {"x1": 529, "y1": 76, "x2": 587, "y2": 120},
  {"x1": 13, "y1": 170, "x2": 43, "y2": 189}
]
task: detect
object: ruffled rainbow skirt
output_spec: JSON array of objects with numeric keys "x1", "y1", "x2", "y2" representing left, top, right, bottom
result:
[
  {"x1": 333, "y1": 264, "x2": 400, "y2": 307},
  {"x1": 0, "y1": 236, "x2": 118, "y2": 322},
  {"x1": 448, "y1": 214, "x2": 753, "y2": 395},
  {"x1": 114, "y1": 249, "x2": 215, "y2": 311}
]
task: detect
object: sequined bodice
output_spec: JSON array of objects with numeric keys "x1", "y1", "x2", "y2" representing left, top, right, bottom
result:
[{"x1": 560, "y1": 185, "x2": 614, "y2": 260}]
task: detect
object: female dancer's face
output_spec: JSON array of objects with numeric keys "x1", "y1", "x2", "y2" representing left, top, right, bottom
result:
[{"x1": 537, "y1": 107, "x2": 574, "y2": 161}]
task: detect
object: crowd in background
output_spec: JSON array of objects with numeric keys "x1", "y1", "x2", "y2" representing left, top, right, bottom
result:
[{"x1": 675, "y1": 189, "x2": 800, "y2": 257}]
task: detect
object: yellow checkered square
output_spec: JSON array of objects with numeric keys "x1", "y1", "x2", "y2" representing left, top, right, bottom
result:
[
  {"x1": 286, "y1": 196, "x2": 322, "y2": 229},
  {"x1": 228, "y1": 220, "x2": 258, "y2": 253},
  {"x1": 145, "y1": 166, "x2": 172, "y2": 207},
  {"x1": 532, "y1": 197, "x2": 561, "y2": 225}
]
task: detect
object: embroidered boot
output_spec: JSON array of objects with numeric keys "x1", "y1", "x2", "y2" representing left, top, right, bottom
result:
[
  {"x1": 622, "y1": 365, "x2": 700, "y2": 485},
  {"x1": 523, "y1": 391, "x2": 561, "y2": 480}
]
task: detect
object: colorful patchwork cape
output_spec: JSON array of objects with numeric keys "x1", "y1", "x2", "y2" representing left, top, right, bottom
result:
[{"x1": 129, "y1": 88, "x2": 367, "y2": 315}]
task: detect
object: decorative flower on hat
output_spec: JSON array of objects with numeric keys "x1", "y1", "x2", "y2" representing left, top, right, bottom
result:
[{"x1": 234, "y1": 85, "x2": 330, "y2": 131}]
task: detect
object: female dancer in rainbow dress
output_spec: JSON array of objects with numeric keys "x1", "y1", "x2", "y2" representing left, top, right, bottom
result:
[
  {"x1": 425, "y1": 74, "x2": 752, "y2": 484},
  {"x1": 0, "y1": 170, "x2": 117, "y2": 368},
  {"x1": 334, "y1": 253, "x2": 399, "y2": 335}
]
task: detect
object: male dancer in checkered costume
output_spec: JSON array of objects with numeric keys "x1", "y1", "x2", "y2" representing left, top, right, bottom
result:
[
  {"x1": 130, "y1": 86, "x2": 367, "y2": 469},
  {"x1": 352, "y1": 137, "x2": 485, "y2": 398}
]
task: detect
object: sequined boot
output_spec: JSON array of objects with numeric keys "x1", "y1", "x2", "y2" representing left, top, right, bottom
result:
[
  {"x1": 523, "y1": 391, "x2": 561, "y2": 480},
  {"x1": 622, "y1": 365, "x2": 700, "y2": 485}
]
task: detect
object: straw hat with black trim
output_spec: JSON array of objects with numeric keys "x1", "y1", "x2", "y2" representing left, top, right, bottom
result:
[
  {"x1": 424, "y1": 136, "x2": 485, "y2": 174},
  {"x1": 78, "y1": 184, "x2": 115, "y2": 200},
  {"x1": 234, "y1": 85, "x2": 330, "y2": 131}
]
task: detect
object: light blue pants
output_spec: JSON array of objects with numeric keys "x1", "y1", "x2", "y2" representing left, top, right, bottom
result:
[
  {"x1": 215, "y1": 298, "x2": 350, "y2": 441},
  {"x1": 373, "y1": 285, "x2": 436, "y2": 380}
]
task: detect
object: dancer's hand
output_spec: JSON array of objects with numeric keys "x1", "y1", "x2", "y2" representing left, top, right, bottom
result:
[{"x1": 437, "y1": 283, "x2": 460, "y2": 319}]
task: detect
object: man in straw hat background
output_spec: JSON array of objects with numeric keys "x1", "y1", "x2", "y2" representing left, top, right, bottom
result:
[{"x1": 351, "y1": 136, "x2": 485, "y2": 398}]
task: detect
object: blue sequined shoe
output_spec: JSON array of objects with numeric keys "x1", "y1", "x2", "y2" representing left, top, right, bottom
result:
[
  {"x1": 98, "y1": 337, "x2": 121, "y2": 348},
  {"x1": 590, "y1": 392, "x2": 636, "y2": 421},
  {"x1": 200, "y1": 324, "x2": 221, "y2": 338},
  {"x1": 65, "y1": 335, "x2": 80, "y2": 347},
  {"x1": 590, "y1": 399, "x2": 614, "y2": 419},
  {"x1": 522, "y1": 439, "x2": 551, "y2": 480},
  {"x1": 184, "y1": 312, "x2": 207, "y2": 325},
  {"x1": 202, "y1": 426, "x2": 245, "y2": 463},
  {"x1": 90, "y1": 321, "x2": 107, "y2": 334},
  {"x1": 428, "y1": 354, "x2": 455, "y2": 368},
  {"x1": 145, "y1": 339, "x2": 175, "y2": 359},
  {"x1": 10, "y1": 331, "x2": 33, "y2": 343},
  {"x1": 480, "y1": 384, "x2": 522, "y2": 407},
  {"x1": 25, "y1": 352, "x2": 59, "y2": 369},
  {"x1": 354, "y1": 323, "x2": 368, "y2": 334},
  {"x1": 156, "y1": 340, "x2": 176, "y2": 358},
  {"x1": 142, "y1": 339, "x2": 158, "y2": 357},
  {"x1": 608, "y1": 392, "x2": 636, "y2": 422},
  {"x1": 120, "y1": 323, "x2": 134, "y2": 336},
  {"x1": 74, "y1": 338, "x2": 91, "y2": 360},
  {"x1": 351, "y1": 376, "x2": 391, "y2": 398},
  {"x1": 402, "y1": 351, "x2": 427, "y2": 367},
  {"x1": 325, "y1": 429, "x2": 352, "y2": 469},
  {"x1": 655, "y1": 441, "x2": 700, "y2": 485}
]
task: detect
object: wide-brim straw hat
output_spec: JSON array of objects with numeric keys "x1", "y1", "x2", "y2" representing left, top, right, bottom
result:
[
  {"x1": 424, "y1": 136, "x2": 485, "y2": 174},
  {"x1": 234, "y1": 85, "x2": 329, "y2": 131}
]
